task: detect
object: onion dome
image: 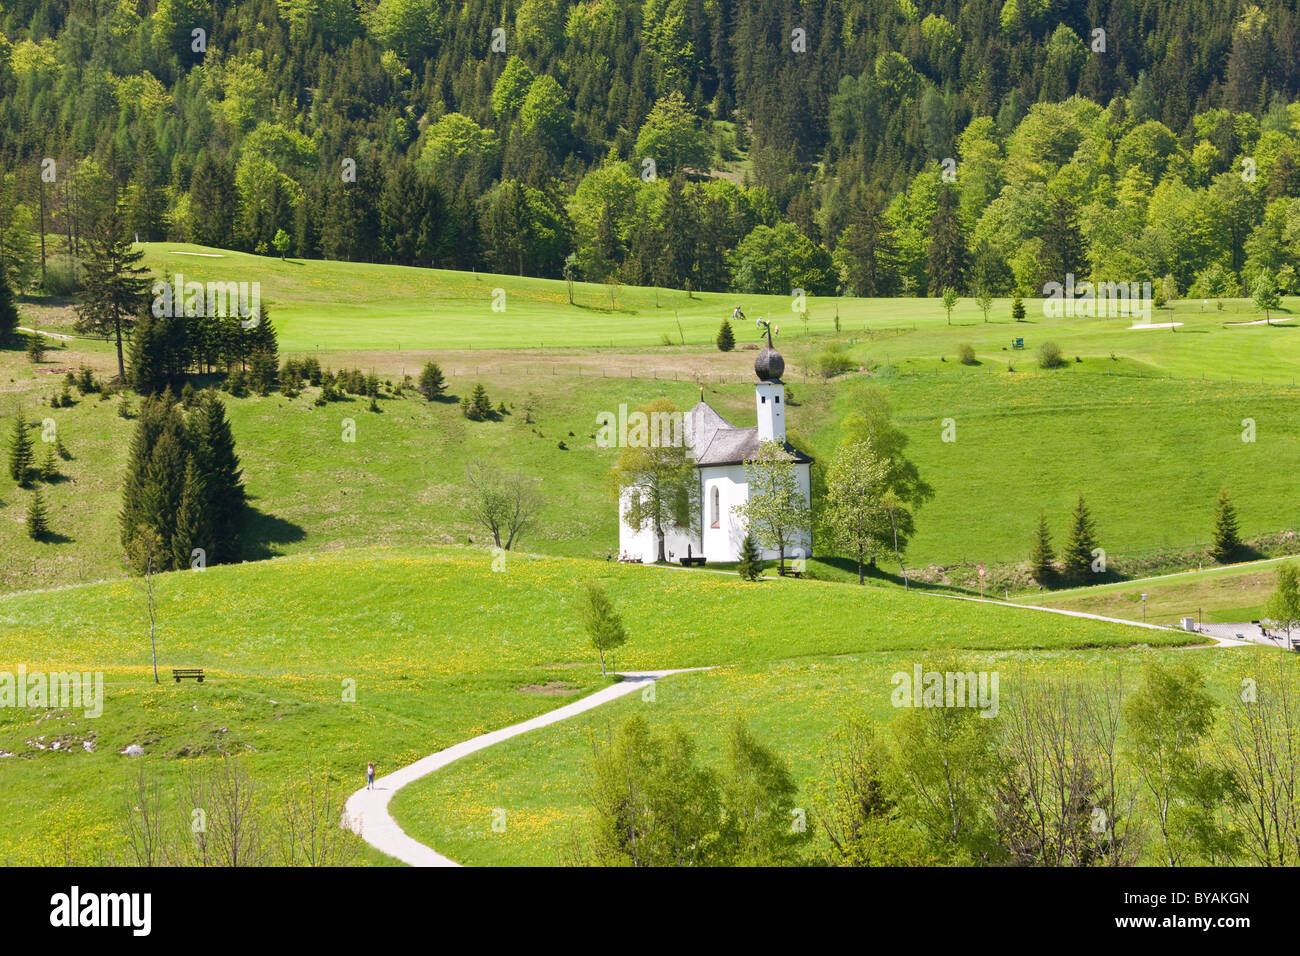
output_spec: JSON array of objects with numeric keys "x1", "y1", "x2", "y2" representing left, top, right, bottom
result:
[{"x1": 755, "y1": 346, "x2": 785, "y2": 382}]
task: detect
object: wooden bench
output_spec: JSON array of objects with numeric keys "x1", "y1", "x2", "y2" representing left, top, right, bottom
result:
[
  {"x1": 172, "y1": 668, "x2": 205, "y2": 683},
  {"x1": 777, "y1": 567, "x2": 803, "y2": 578},
  {"x1": 678, "y1": 556, "x2": 707, "y2": 566}
]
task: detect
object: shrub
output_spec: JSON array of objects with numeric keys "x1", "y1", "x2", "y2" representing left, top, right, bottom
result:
[
  {"x1": 1038, "y1": 341, "x2": 1065, "y2": 369},
  {"x1": 810, "y1": 344, "x2": 856, "y2": 379},
  {"x1": 40, "y1": 260, "x2": 80, "y2": 296},
  {"x1": 957, "y1": 343, "x2": 977, "y2": 365}
]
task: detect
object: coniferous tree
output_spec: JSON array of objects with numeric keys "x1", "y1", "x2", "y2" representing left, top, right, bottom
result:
[
  {"x1": 128, "y1": 307, "x2": 189, "y2": 395},
  {"x1": 418, "y1": 362, "x2": 446, "y2": 400},
  {"x1": 1030, "y1": 513, "x2": 1054, "y2": 583},
  {"x1": 737, "y1": 533, "x2": 763, "y2": 581},
  {"x1": 1012, "y1": 295, "x2": 1026, "y2": 321},
  {"x1": 926, "y1": 184, "x2": 967, "y2": 295},
  {"x1": 0, "y1": 261, "x2": 19, "y2": 343},
  {"x1": 75, "y1": 192, "x2": 152, "y2": 381},
  {"x1": 189, "y1": 391, "x2": 246, "y2": 562},
  {"x1": 1211, "y1": 487, "x2": 1242, "y2": 563},
  {"x1": 716, "y1": 318, "x2": 735, "y2": 351},
  {"x1": 188, "y1": 152, "x2": 236, "y2": 248},
  {"x1": 840, "y1": 188, "x2": 900, "y2": 296},
  {"x1": 8, "y1": 416, "x2": 33, "y2": 485},
  {"x1": 26, "y1": 486, "x2": 50, "y2": 540},
  {"x1": 471, "y1": 382, "x2": 492, "y2": 418},
  {"x1": 1039, "y1": 196, "x2": 1088, "y2": 289},
  {"x1": 172, "y1": 457, "x2": 212, "y2": 570},
  {"x1": 1062, "y1": 493, "x2": 1099, "y2": 580},
  {"x1": 39, "y1": 442, "x2": 57, "y2": 482},
  {"x1": 26, "y1": 333, "x2": 44, "y2": 363}
]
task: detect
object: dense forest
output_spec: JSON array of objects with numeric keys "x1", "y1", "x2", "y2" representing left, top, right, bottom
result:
[{"x1": 4, "y1": 0, "x2": 1300, "y2": 298}]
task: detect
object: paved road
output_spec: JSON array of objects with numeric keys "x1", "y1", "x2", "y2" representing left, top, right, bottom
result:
[
  {"x1": 1198, "y1": 621, "x2": 1296, "y2": 650},
  {"x1": 921, "y1": 592, "x2": 1252, "y2": 647},
  {"x1": 345, "y1": 593, "x2": 1256, "y2": 867},
  {"x1": 344, "y1": 668, "x2": 706, "y2": 867}
]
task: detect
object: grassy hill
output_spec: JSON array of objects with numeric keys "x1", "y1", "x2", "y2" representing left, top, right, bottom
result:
[
  {"x1": 9, "y1": 249, "x2": 1300, "y2": 604},
  {"x1": 1025, "y1": 557, "x2": 1299, "y2": 625},
  {"x1": 0, "y1": 546, "x2": 1178, "y2": 864},
  {"x1": 101, "y1": 245, "x2": 1300, "y2": 383},
  {"x1": 390, "y1": 640, "x2": 1281, "y2": 866}
]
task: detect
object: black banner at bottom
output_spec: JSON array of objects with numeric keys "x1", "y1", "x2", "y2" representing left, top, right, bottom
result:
[{"x1": 2, "y1": 865, "x2": 1270, "y2": 942}]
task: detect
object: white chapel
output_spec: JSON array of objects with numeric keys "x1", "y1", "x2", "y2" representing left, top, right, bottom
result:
[{"x1": 617, "y1": 329, "x2": 813, "y2": 563}]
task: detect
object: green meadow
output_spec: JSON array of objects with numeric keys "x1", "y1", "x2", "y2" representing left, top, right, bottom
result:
[
  {"x1": 114, "y1": 245, "x2": 1300, "y2": 384},
  {"x1": 1026, "y1": 557, "x2": 1300, "y2": 625},
  {"x1": 11, "y1": 241, "x2": 1300, "y2": 608},
  {"x1": 0, "y1": 546, "x2": 1179, "y2": 864},
  {"x1": 390, "y1": 641, "x2": 1280, "y2": 867},
  {"x1": 6, "y1": 335, "x2": 1299, "y2": 599}
]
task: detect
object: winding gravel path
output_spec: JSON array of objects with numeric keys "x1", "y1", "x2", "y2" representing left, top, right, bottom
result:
[
  {"x1": 344, "y1": 668, "x2": 706, "y2": 867},
  {"x1": 345, "y1": 591, "x2": 1254, "y2": 866}
]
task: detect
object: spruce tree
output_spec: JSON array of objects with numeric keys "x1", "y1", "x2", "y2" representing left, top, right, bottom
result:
[
  {"x1": 120, "y1": 391, "x2": 188, "y2": 572},
  {"x1": 189, "y1": 391, "x2": 246, "y2": 562},
  {"x1": 39, "y1": 442, "x2": 57, "y2": 482},
  {"x1": 1062, "y1": 492, "x2": 1099, "y2": 580},
  {"x1": 26, "y1": 486, "x2": 50, "y2": 540},
  {"x1": 926, "y1": 184, "x2": 967, "y2": 296},
  {"x1": 127, "y1": 307, "x2": 167, "y2": 395},
  {"x1": 1040, "y1": 196, "x2": 1088, "y2": 289},
  {"x1": 1211, "y1": 487, "x2": 1242, "y2": 563},
  {"x1": 8, "y1": 416, "x2": 33, "y2": 485},
  {"x1": 26, "y1": 332, "x2": 44, "y2": 363},
  {"x1": 141, "y1": 424, "x2": 188, "y2": 566},
  {"x1": 471, "y1": 382, "x2": 492, "y2": 418},
  {"x1": 418, "y1": 362, "x2": 446, "y2": 400},
  {"x1": 737, "y1": 534, "x2": 763, "y2": 581},
  {"x1": 1012, "y1": 295, "x2": 1026, "y2": 321},
  {"x1": 172, "y1": 457, "x2": 213, "y2": 570},
  {"x1": 1030, "y1": 513, "x2": 1054, "y2": 583},
  {"x1": 188, "y1": 151, "x2": 236, "y2": 247},
  {"x1": 716, "y1": 318, "x2": 735, "y2": 352},
  {"x1": 75, "y1": 195, "x2": 152, "y2": 381},
  {"x1": 0, "y1": 260, "x2": 19, "y2": 342}
]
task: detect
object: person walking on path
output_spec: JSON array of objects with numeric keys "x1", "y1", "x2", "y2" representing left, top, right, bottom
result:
[{"x1": 366, "y1": 761, "x2": 376, "y2": 790}]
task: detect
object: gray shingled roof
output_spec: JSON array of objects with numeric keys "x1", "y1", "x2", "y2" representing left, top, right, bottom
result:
[{"x1": 684, "y1": 401, "x2": 813, "y2": 467}]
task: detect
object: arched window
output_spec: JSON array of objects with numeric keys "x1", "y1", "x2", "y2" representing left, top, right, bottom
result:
[{"x1": 710, "y1": 485, "x2": 720, "y2": 528}]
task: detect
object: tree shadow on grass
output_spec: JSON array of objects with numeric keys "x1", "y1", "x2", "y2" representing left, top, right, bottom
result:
[
  {"x1": 572, "y1": 302, "x2": 640, "y2": 317},
  {"x1": 813, "y1": 554, "x2": 972, "y2": 594},
  {"x1": 34, "y1": 531, "x2": 74, "y2": 544},
  {"x1": 238, "y1": 506, "x2": 307, "y2": 562}
]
